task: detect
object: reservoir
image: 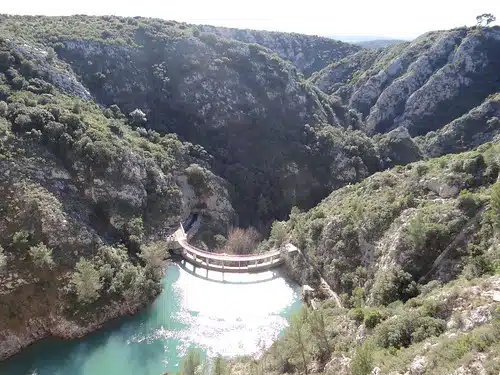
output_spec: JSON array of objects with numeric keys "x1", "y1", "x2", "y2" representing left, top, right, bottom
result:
[{"x1": 1, "y1": 262, "x2": 302, "y2": 375}]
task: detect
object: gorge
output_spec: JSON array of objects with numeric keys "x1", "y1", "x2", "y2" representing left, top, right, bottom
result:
[{"x1": 0, "y1": 13, "x2": 499, "y2": 375}]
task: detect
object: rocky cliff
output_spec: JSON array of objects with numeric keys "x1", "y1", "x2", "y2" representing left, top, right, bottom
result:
[{"x1": 311, "y1": 27, "x2": 500, "y2": 140}]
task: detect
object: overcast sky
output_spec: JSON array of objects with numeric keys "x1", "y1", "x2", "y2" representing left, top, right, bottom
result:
[{"x1": 2, "y1": 0, "x2": 499, "y2": 39}]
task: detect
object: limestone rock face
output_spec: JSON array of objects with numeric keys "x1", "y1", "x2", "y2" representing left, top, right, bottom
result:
[
  {"x1": 416, "y1": 94, "x2": 500, "y2": 158},
  {"x1": 409, "y1": 356, "x2": 427, "y2": 375},
  {"x1": 424, "y1": 177, "x2": 460, "y2": 198},
  {"x1": 312, "y1": 27, "x2": 500, "y2": 139},
  {"x1": 324, "y1": 354, "x2": 351, "y2": 375},
  {"x1": 8, "y1": 41, "x2": 93, "y2": 100}
]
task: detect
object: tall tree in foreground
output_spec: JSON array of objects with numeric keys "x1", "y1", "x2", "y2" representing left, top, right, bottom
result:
[
  {"x1": 308, "y1": 309, "x2": 332, "y2": 358},
  {"x1": 286, "y1": 307, "x2": 310, "y2": 374},
  {"x1": 211, "y1": 355, "x2": 228, "y2": 375}
]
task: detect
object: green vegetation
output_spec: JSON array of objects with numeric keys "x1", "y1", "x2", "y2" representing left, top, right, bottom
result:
[
  {"x1": 374, "y1": 311, "x2": 446, "y2": 349},
  {"x1": 28, "y1": 243, "x2": 54, "y2": 269},
  {"x1": 364, "y1": 309, "x2": 382, "y2": 329},
  {"x1": 351, "y1": 342, "x2": 375, "y2": 375},
  {"x1": 71, "y1": 258, "x2": 102, "y2": 304},
  {"x1": 218, "y1": 276, "x2": 500, "y2": 375},
  {"x1": 0, "y1": 31, "x2": 209, "y2": 339},
  {"x1": 269, "y1": 221, "x2": 287, "y2": 248},
  {"x1": 285, "y1": 142, "x2": 500, "y2": 304},
  {"x1": 0, "y1": 14, "x2": 392, "y2": 229}
]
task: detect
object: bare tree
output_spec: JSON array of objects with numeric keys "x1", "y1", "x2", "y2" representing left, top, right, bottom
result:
[{"x1": 223, "y1": 227, "x2": 261, "y2": 255}]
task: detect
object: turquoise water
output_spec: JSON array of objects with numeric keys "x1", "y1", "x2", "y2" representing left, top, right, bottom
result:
[{"x1": 0, "y1": 262, "x2": 302, "y2": 375}]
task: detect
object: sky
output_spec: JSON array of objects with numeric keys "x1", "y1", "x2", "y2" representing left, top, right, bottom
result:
[{"x1": 2, "y1": 0, "x2": 499, "y2": 39}]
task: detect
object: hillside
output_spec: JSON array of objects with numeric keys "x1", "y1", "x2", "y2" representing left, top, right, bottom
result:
[
  {"x1": 224, "y1": 142, "x2": 500, "y2": 375},
  {"x1": 0, "y1": 33, "x2": 236, "y2": 359},
  {"x1": 198, "y1": 25, "x2": 362, "y2": 76},
  {"x1": 0, "y1": 15, "x2": 382, "y2": 227},
  {"x1": 310, "y1": 27, "x2": 500, "y2": 141}
]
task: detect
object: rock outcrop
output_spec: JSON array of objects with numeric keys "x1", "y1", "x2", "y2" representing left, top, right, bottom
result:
[{"x1": 312, "y1": 27, "x2": 500, "y2": 139}]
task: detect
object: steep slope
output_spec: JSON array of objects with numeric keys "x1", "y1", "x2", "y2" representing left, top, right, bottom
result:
[
  {"x1": 309, "y1": 48, "x2": 390, "y2": 98},
  {"x1": 226, "y1": 143, "x2": 500, "y2": 375},
  {"x1": 285, "y1": 142, "x2": 500, "y2": 298},
  {"x1": 185, "y1": 143, "x2": 500, "y2": 375},
  {"x1": 0, "y1": 15, "x2": 380, "y2": 226},
  {"x1": 0, "y1": 37, "x2": 235, "y2": 360},
  {"x1": 311, "y1": 27, "x2": 500, "y2": 138},
  {"x1": 416, "y1": 92, "x2": 500, "y2": 157},
  {"x1": 198, "y1": 25, "x2": 362, "y2": 76}
]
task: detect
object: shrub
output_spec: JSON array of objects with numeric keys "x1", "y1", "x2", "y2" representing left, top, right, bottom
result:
[
  {"x1": 269, "y1": 220, "x2": 287, "y2": 247},
  {"x1": 60, "y1": 113, "x2": 85, "y2": 133},
  {"x1": 351, "y1": 286, "x2": 366, "y2": 308},
  {"x1": 71, "y1": 258, "x2": 102, "y2": 304},
  {"x1": 462, "y1": 254, "x2": 495, "y2": 279},
  {"x1": 185, "y1": 164, "x2": 208, "y2": 194},
  {"x1": 349, "y1": 307, "x2": 365, "y2": 323},
  {"x1": 28, "y1": 243, "x2": 54, "y2": 269},
  {"x1": 0, "y1": 100, "x2": 7, "y2": 117},
  {"x1": 350, "y1": 342, "x2": 374, "y2": 375},
  {"x1": 364, "y1": 309, "x2": 382, "y2": 328},
  {"x1": 490, "y1": 182, "x2": 500, "y2": 221},
  {"x1": 108, "y1": 119, "x2": 124, "y2": 135},
  {"x1": 72, "y1": 102, "x2": 82, "y2": 114},
  {"x1": 139, "y1": 243, "x2": 164, "y2": 279},
  {"x1": 110, "y1": 104, "x2": 124, "y2": 118},
  {"x1": 11, "y1": 75, "x2": 27, "y2": 90},
  {"x1": 126, "y1": 216, "x2": 144, "y2": 243},
  {"x1": 103, "y1": 108, "x2": 113, "y2": 118},
  {"x1": 129, "y1": 108, "x2": 147, "y2": 126},
  {"x1": 457, "y1": 190, "x2": 480, "y2": 216},
  {"x1": 214, "y1": 234, "x2": 227, "y2": 250},
  {"x1": 411, "y1": 316, "x2": 447, "y2": 342},
  {"x1": 11, "y1": 230, "x2": 29, "y2": 249},
  {"x1": 371, "y1": 267, "x2": 418, "y2": 306},
  {"x1": 420, "y1": 298, "x2": 448, "y2": 318},
  {"x1": 13, "y1": 113, "x2": 32, "y2": 131},
  {"x1": 374, "y1": 311, "x2": 445, "y2": 349},
  {"x1": 407, "y1": 213, "x2": 427, "y2": 248},
  {"x1": 43, "y1": 121, "x2": 66, "y2": 141},
  {"x1": 420, "y1": 280, "x2": 442, "y2": 295}
]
